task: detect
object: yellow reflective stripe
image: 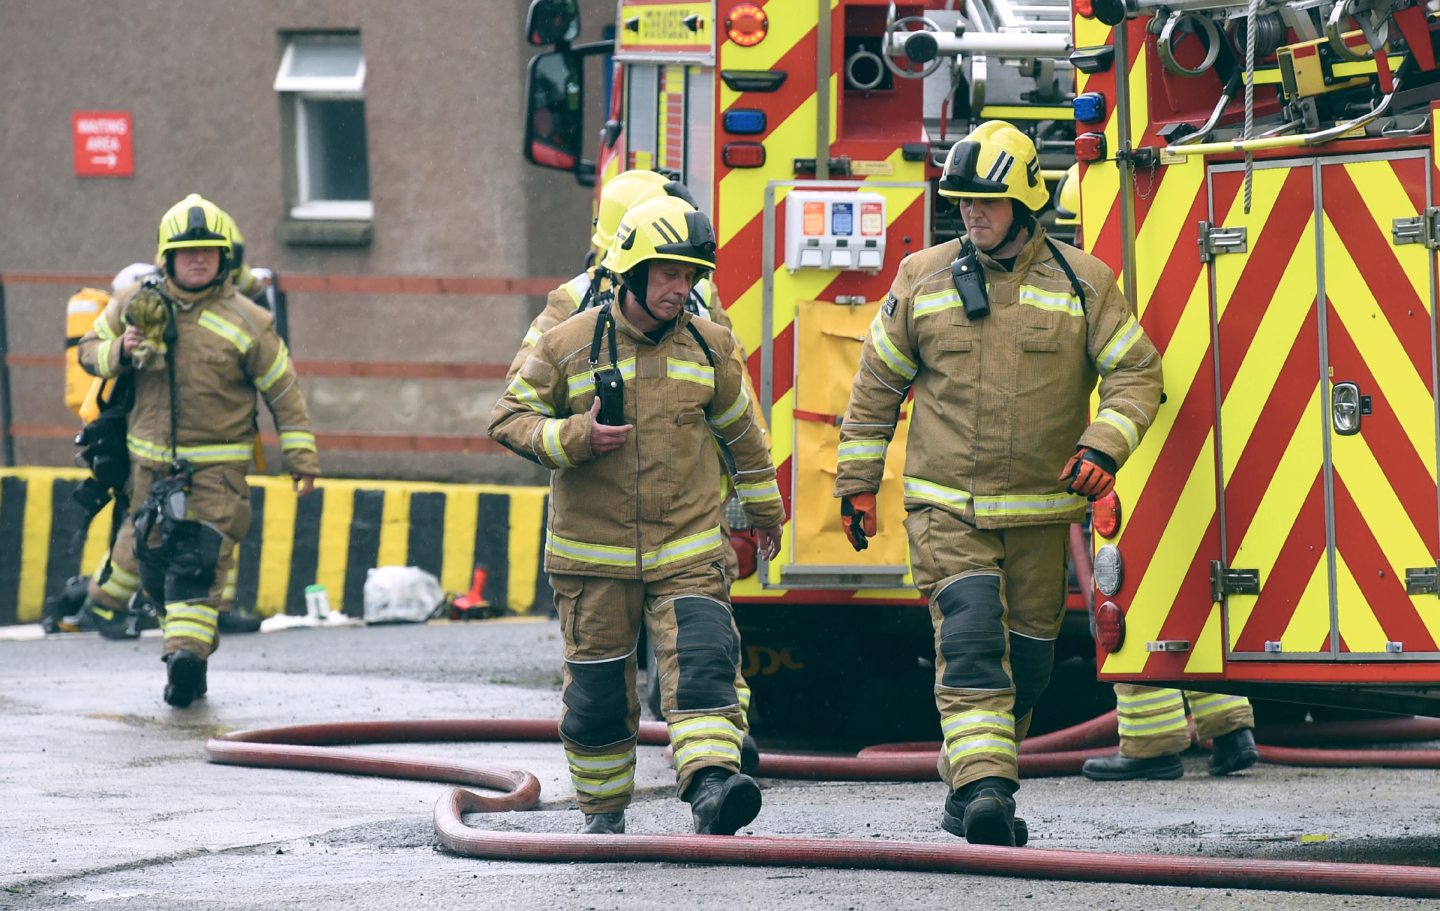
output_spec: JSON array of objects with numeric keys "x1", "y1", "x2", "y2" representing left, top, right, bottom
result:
[
  {"x1": 96, "y1": 559, "x2": 140, "y2": 588},
  {"x1": 127, "y1": 434, "x2": 254, "y2": 463},
  {"x1": 522, "y1": 325, "x2": 544, "y2": 347},
  {"x1": 566, "y1": 749, "x2": 636, "y2": 772},
  {"x1": 666, "y1": 357, "x2": 715, "y2": 388},
  {"x1": 507, "y1": 374, "x2": 556, "y2": 417},
  {"x1": 1018, "y1": 284, "x2": 1084, "y2": 318},
  {"x1": 99, "y1": 574, "x2": 138, "y2": 600},
  {"x1": 546, "y1": 532, "x2": 636, "y2": 568},
  {"x1": 868, "y1": 314, "x2": 918, "y2": 381},
  {"x1": 89, "y1": 604, "x2": 118, "y2": 621},
  {"x1": 562, "y1": 273, "x2": 592, "y2": 307},
  {"x1": 568, "y1": 358, "x2": 637, "y2": 397},
  {"x1": 280, "y1": 430, "x2": 316, "y2": 452},
  {"x1": 1187, "y1": 692, "x2": 1248, "y2": 719},
  {"x1": 255, "y1": 344, "x2": 290, "y2": 392},
  {"x1": 572, "y1": 772, "x2": 635, "y2": 797},
  {"x1": 1097, "y1": 315, "x2": 1141, "y2": 375},
  {"x1": 164, "y1": 603, "x2": 219, "y2": 643},
  {"x1": 93, "y1": 315, "x2": 118, "y2": 340},
  {"x1": 708, "y1": 389, "x2": 750, "y2": 429},
  {"x1": 941, "y1": 709, "x2": 1015, "y2": 735},
  {"x1": 1117, "y1": 709, "x2": 1188, "y2": 737},
  {"x1": 126, "y1": 434, "x2": 170, "y2": 462},
  {"x1": 95, "y1": 339, "x2": 116, "y2": 377},
  {"x1": 542, "y1": 418, "x2": 574, "y2": 467},
  {"x1": 735, "y1": 479, "x2": 780, "y2": 505},
  {"x1": 913, "y1": 289, "x2": 963, "y2": 319},
  {"x1": 903, "y1": 476, "x2": 972, "y2": 510},
  {"x1": 1095, "y1": 408, "x2": 1139, "y2": 449},
  {"x1": 197, "y1": 311, "x2": 254, "y2": 355},
  {"x1": 973, "y1": 492, "x2": 1086, "y2": 519},
  {"x1": 674, "y1": 740, "x2": 742, "y2": 768},
  {"x1": 837, "y1": 439, "x2": 886, "y2": 463},
  {"x1": 641, "y1": 526, "x2": 725, "y2": 570},
  {"x1": 737, "y1": 684, "x2": 752, "y2": 711},
  {"x1": 1116, "y1": 689, "x2": 1185, "y2": 711}
]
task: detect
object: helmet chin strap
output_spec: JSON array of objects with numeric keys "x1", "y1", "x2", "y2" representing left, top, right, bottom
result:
[{"x1": 623, "y1": 263, "x2": 674, "y2": 325}]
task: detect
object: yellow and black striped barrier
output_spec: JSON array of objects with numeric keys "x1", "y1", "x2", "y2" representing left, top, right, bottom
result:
[{"x1": 0, "y1": 468, "x2": 552, "y2": 625}]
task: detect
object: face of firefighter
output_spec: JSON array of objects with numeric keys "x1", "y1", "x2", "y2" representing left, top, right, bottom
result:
[
  {"x1": 622, "y1": 260, "x2": 699, "y2": 332},
  {"x1": 957, "y1": 197, "x2": 1023, "y2": 255},
  {"x1": 172, "y1": 247, "x2": 223, "y2": 291}
]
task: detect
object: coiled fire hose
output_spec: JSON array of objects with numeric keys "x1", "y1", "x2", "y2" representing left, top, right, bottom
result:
[{"x1": 207, "y1": 713, "x2": 1440, "y2": 898}]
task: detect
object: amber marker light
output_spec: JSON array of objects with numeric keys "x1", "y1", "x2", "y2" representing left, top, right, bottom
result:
[{"x1": 727, "y1": 4, "x2": 768, "y2": 47}]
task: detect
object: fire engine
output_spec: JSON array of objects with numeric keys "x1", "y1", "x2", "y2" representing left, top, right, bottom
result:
[
  {"x1": 1069, "y1": 0, "x2": 1440, "y2": 714},
  {"x1": 519, "y1": 0, "x2": 1093, "y2": 738}
]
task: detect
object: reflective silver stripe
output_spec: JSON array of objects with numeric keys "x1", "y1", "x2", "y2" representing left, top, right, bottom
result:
[
  {"x1": 198, "y1": 311, "x2": 254, "y2": 355},
  {"x1": 95, "y1": 339, "x2": 116, "y2": 378},
  {"x1": 279, "y1": 431, "x2": 316, "y2": 452},
  {"x1": 903, "y1": 476, "x2": 972, "y2": 510},
  {"x1": 93, "y1": 315, "x2": 118, "y2": 340},
  {"x1": 127, "y1": 435, "x2": 253, "y2": 464},
  {"x1": 837, "y1": 439, "x2": 886, "y2": 463},
  {"x1": 568, "y1": 358, "x2": 637, "y2": 398},
  {"x1": 941, "y1": 710, "x2": 1015, "y2": 737},
  {"x1": 735, "y1": 480, "x2": 780, "y2": 505},
  {"x1": 1117, "y1": 711, "x2": 1188, "y2": 736},
  {"x1": 507, "y1": 374, "x2": 555, "y2": 416},
  {"x1": 973, "y1": 492, "x2": 1086, "y2": 519},
  {"x1": 1095, "y1": 408, "x2": 1139, "y2": 449},
  {"x1": 641, "y1": 527, "x2": 725, "y2": 570},
  {"x1": 542, "y1": 418, "x2": 573, "y2": 467},
  {"x1": 1188, "y1": 693, "x2": 1248, "y2": 719},
  {"x1": 666, "y1": 357, "x2": 715, "y2": 387},
  {"x1": 255, "y1": 344, "x2": 290, "y2": 392},
  {"x1": 913, "y1": 289, "x2": 963, "y2": 319},
  {"x1": 1116, "y1": 690, "x2": 1186, "y2": 711},
  {"x1": 868, "y1": 314, "x2": 918, "y2": 381},
  {"x1": 522, "y1": 326, "x2": 543, "y2": 346},
  {"x1": 546, "y1": 532, "x2": 636, "y2": 568},
  {"x1": 674, "y1": 740, "x2": 742, "y2": 768},
  {"x1": 708, "y1": 389, "x2": 750, "y2": 429},
  {"x1": 1097, "y1": 315, "x2": 1142, "y2": 375},
  {"x1": 1018, "y1": 284, "x2": 1084, "y2": 318},
  {"x1": 164, "y1": 602, "x2": 219, "y2": 644},
  {"x1": 562, "y1": 272, "x2": 592, "y2": 307}
]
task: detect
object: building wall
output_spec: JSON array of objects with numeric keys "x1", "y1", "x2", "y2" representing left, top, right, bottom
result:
[{"x1": 0, "y1": 0, "x2": 620, "y2": 483}]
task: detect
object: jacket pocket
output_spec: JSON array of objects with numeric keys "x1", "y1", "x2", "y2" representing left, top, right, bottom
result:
[
  {"x1": 937, "y1": 337, "x2": 974, "y2": 352},
  {"x1": 1021, "y1": 339, "x2": 1060, "y2": 353}
]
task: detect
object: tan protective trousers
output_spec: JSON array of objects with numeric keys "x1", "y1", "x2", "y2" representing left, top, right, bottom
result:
[
  {"x1": 905, "y1": 506, "x2": 1069, "y2": 792},
  {"x1": 551, "y1": 560, "x2": 751, "y2": 814},
  {"x1": 1114, "y1": 685, "x2": 1255, "y2": 758}
]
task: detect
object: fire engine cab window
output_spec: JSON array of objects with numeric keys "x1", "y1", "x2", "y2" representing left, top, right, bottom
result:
[{"x1": 274, "y1": 34, "x2": 373, "y2": 225}]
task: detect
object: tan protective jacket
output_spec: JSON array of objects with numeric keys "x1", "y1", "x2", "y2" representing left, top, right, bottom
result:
[
  {"x1": 835, "y1": 228, "x2": 1161, "y2": 528},
  {"x1": 506, "y1": 269, "x2": 729, "y2": 381},
  {"x1": 77, "y1": 278, "x2": 320, "y2": 477},
  {"x1": 490, "y1": 303, "x2": 782, "y2": 580}
]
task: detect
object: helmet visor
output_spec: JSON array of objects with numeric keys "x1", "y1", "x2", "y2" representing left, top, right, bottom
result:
[{"x1": 938, "y1": 141, "x2": 1013, "y2": 196}]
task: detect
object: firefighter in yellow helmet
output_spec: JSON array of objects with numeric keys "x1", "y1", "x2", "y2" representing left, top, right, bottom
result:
[
  {"x1": 490, "y1": 195, "x2": 784, "y2": 837},
  {"x1": 75, "y1": 194, "x2": 320, "y2": 706},
  {"x1": 834, "y1": 121, "x2": 1164, "y2": 845},
  {"x1": 1053, "y1": 163, "x2": 1080, "y2": 232}
]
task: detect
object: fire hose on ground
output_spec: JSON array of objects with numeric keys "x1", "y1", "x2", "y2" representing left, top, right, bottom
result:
[{"x1": 206, "y1": 713, "x2": 1440, "y2": 898}]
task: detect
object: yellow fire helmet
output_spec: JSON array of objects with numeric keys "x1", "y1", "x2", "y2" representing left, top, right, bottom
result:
[
  {"x1": 1053, "y1": 163, "x2": 1080, "y2": 226},
  {"x1": 155, "y1": 193, "x2": 236, "y2": 273},
  {"x1": 591, "y1": 169, "x2": 699, "y2": 254},
  {"x1": 601, "y1": 194, "x2": 717, "y2": 279},
  {"x1": 938, "y1": 120, "x2": 1049, "y2": 213}
]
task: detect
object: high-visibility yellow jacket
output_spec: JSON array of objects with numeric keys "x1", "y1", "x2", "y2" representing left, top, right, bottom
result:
[
  {"x1": 490, "y1": 303, "x2": 782, "y2": 580},
  {"x1": 835, "y1": 227, "x2": 1162, "y2": 528},
  {"x1": 76, "y1": 277, "x2": 320, "y2": 477},
  {"x1": 506, "y1": 269, "x2": 729, "y2": 382}
]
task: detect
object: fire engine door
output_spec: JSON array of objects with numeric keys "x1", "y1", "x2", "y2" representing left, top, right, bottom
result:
[{"x1": 1209, "y1": 153, "x2": 1440, "y2": 660}]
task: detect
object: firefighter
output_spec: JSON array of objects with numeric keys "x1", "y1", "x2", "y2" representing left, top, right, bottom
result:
[
  {"x1": 1082, "y1": 687, "x2": 1259, "y2": 780},
  {"x1": 489, "y1": 195, "x2": 784, "y2": 837},
  {"x1": 834, "y1": 121, "x2": 1164, "y2": 846},
  {"x1": 76, "y1": 193, "x2": 319, "y2": 707}
]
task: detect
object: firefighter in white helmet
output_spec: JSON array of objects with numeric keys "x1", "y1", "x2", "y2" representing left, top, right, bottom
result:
[
  {"x1": 76, "y1": 194, "x2": 319, "y2": 706},
  {"x1": 490, "y1": 195, "x2": 784, "y2": 837},
  {"x1": 834, "y1": 121, "x2": 1164, "y2": 845}
]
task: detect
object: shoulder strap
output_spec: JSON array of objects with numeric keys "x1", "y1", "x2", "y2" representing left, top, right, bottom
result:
[
  {"x1": 685, "y1": 322, "x2": 717, "y2": 369},
  {"x1": 588, "y1": 304, "x2": 618, "y2": 367},
  {"x1": 1043, "y1": 238, "x2": 1086, "y2": 313}
]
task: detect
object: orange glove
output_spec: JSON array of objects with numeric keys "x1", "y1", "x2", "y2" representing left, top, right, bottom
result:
[
  {"x1": 1060, "y1": 447, "x2": 1118, "y2": 500},
  {"x1": 840, "y1": 493, "x2": 878, "y2": 552}
]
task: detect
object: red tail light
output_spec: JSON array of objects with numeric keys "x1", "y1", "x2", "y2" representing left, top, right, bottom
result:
[
  {"x1": 1096, "y1": 600, "x2": 1126, "y2": 652},
  {"x1": 1075, "y1": 132, "x2": 1107, "y2": 162},
  {"x1": 730, "y1": 532, "x2": 758, "y2": 580},
  {"x1": 723, "y1": 142, "x2": 766, "y2": 168},
  {"x1": 1092, "y1": 491, "x2": 1121, "y2": 538},
  {"x1": 1074, "y1": 0, "x2": 1094, "y2": 18}
]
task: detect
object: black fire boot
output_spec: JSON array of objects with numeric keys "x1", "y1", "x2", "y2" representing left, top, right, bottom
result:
[
  {"x1": 163, "y1": 649, "x2": 207, "y2": 708},
  {"x1": 84, "y1": 599, "x2": 141, "y2": 641},
  {"x1": 1081, "y1": 752, "x2": 1184, "y2": 781},
  {"x1": 218, "y1": 609, "x2": 263, "y2": 634},
  {"x1": 940, "y1": 777, "x2": 1018, "y2": 847},
  {"x1": 740, "y1": 734, "x2": 761, "y2": 775},
  {"x1": 579, "y1": 811, "x2": 625, "y2": 835},
  {"x1": 1208, "y1": 727, "x2": 1259, "y2": 776},
  {"x1": 684, "y1": 767, "x2": 762, "y2": 835}
]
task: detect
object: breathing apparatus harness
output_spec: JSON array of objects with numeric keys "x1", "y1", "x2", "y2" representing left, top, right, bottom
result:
[
  {"x1": 950, "y1": 223, "x2": 1088, "y2": 322},
  {"x1": 587, "y1": 301, "x2": 719, "y2": 426}
]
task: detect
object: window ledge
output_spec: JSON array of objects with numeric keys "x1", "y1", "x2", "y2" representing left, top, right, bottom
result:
[{"x1": 277, "y1": 218, "x2": 373, "y2": 246}]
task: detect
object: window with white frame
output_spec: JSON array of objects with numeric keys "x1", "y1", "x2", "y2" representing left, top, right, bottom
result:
[{"x1": 274, "y1": 33, "x2": 372, "y2": 220}]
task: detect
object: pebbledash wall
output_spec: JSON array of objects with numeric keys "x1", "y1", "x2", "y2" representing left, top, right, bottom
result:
[{"x1": 0, "y1": 0, "x2": 619, "y2": 485}]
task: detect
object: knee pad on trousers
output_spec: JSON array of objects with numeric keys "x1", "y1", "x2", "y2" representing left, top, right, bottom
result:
[
  {"x1": 935, "y1": 575, "x2": 1009, "y2": 691},
  {"x1": 165, "y1": 521, "x2": 224, "y2": 603},
  {"x1": 1008, "y1": 632, "x2": 1056, "y2": 721},
  {"x1": 672, "y1": 596, "x2": 740, "y2": 711},
  {"x1": 560, "y1": 657, "x2": 631, "y2": 747}
]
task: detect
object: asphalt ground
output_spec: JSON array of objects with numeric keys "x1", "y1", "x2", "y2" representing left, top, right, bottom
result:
[{"x1": 3, "y1": 618, "x2": 1439, "y2": 910}]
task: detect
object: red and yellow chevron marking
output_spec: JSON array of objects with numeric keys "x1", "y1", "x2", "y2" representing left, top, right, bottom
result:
[{"x1": 711, "y1": 0, "x2": 930, "y2": 603}]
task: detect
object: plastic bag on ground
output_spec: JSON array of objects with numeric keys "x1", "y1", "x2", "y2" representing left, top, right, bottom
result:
[{"x1": 363, "y1": 566, "x2": 444, "y2": 624}]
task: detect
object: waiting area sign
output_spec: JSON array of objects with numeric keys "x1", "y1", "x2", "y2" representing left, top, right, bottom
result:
[{"x1": 71, "y1": 111, "x2": 133, "y2": 178}]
